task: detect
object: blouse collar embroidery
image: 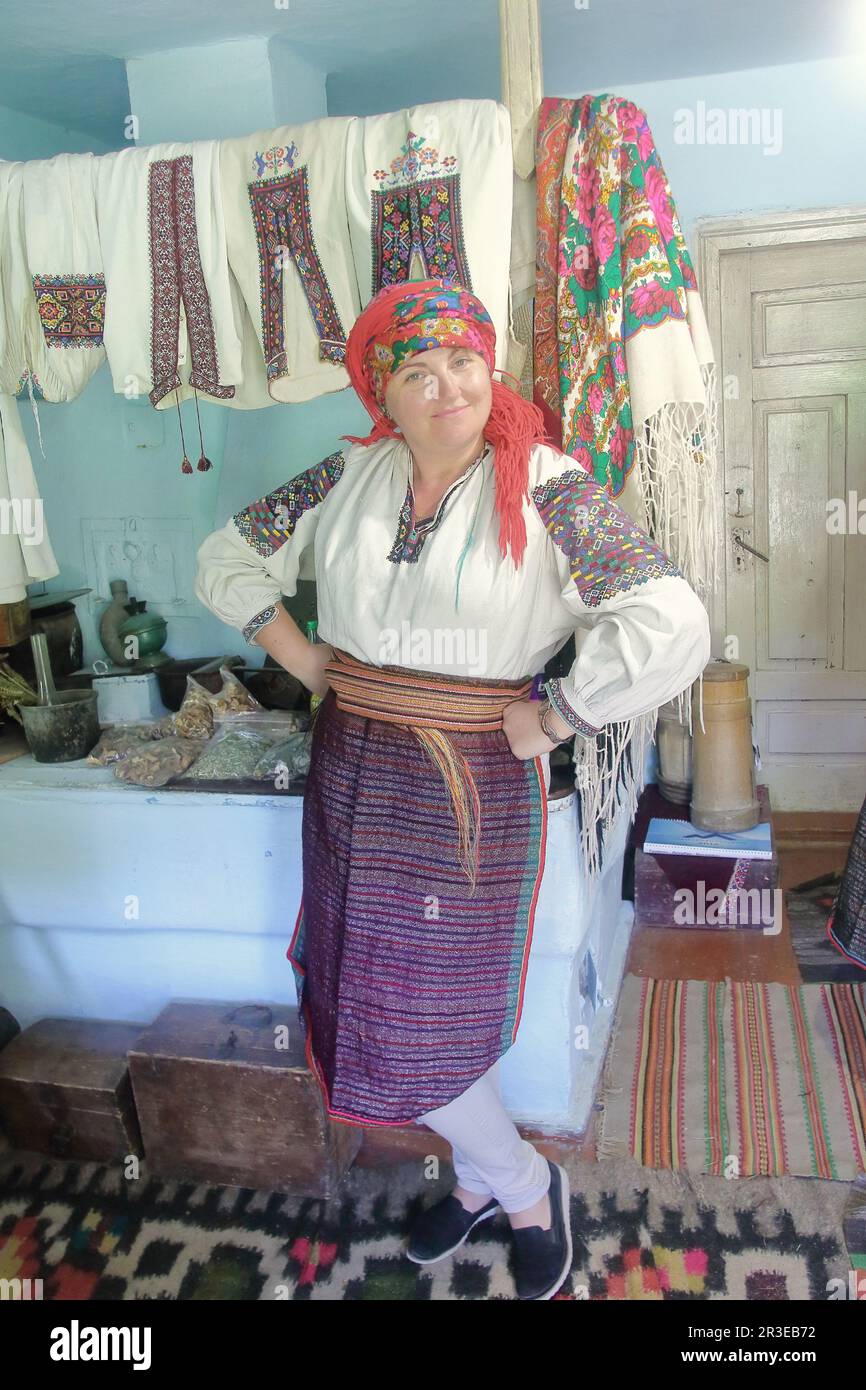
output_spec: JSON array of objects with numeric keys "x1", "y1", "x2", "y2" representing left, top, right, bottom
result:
[{"x1": 387, "y1": 441, "x2": 489, "y2": 565}]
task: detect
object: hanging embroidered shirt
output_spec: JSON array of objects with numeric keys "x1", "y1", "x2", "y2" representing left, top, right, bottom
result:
[
  {"x1": 0, "y1": 162, "x2": 36, "y2": 398},
  {"x1": 0, "y1": 393, "x2": 59, "y2": 604},
  {"x1": 95, "y1": 141, "x2": 244, "y2": 408},
  {"x1": 219, "y1": 120, "x2": 360, "y2": 405},
  {"x1": 20, "y1": 153, "x2": 106, "y2": 403},
  {"x1": 344, "y1": 99, "x2": 513, "y2": 368}
]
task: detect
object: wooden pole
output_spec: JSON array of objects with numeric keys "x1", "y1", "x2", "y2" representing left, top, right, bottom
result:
[{"x1": 499, "y1": 0, "x2": 543, "y2": 178}]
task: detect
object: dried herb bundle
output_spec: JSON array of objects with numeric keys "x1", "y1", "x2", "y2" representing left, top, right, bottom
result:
[{"x1": 0, "y1": 656, "x2": 38, "y2": 725}]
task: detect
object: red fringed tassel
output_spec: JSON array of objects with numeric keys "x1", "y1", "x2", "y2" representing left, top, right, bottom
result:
[{"x1": 483, "y1": 375, "x2": 550, "y2": 568}]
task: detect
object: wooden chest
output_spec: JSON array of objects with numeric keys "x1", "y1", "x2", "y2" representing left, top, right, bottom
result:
[
  {"x1": 0, "y1": 1018, "x2": 145, "y2": 1161},
  {"x1": 127, "y1": 1000, "x2": 362, "y2": 1198}
]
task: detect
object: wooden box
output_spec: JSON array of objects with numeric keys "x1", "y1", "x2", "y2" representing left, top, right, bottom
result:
[
  {"x1": 631, "y1": 784, "x2": 779, "y2": 930},
  {"x1": 0, "y1": 1018, "x2": 145, "y2": 1161},
  {"x1": 127, "y1": 1000, "x2": 362, "y2": 1198}
]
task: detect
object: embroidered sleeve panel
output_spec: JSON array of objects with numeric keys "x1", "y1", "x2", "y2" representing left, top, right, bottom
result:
[
  {"x1": 231, "y1": 449, "x2": 346, "y2": 558},
  {"x1": 530, "y1": 463, "x2": 682, "y2": 607},
  {"x1": 242, "y1": 604, "x2": 280, "y2": 645},
  {"x1": 529, "y1": 448, "x2": 711, "y2": 731},
  {"x1": 543, "y1": 678, "x2": 603, "y2": 740},
  {"x1": 32, "y1": 274, "x2": 106, "y2": 347}
]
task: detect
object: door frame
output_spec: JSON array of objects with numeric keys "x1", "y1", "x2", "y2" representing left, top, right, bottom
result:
[{"x1": 695, "y1": 204, "x2": 866, "y2": 653}]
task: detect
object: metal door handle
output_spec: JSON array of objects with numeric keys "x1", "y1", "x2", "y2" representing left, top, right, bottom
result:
[{"x1": 732, "y1": 532, "x2": 769, "y2": 562}]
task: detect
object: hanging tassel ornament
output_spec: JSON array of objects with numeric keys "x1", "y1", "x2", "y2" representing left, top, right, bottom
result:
[
  {"x1": 174, "y1": 390, "x2": 193, "y2": 473},
  {"x1": 193, "y1": 388, "x2": 213, "y2": 472},
  {"x1": 24, "y1": 369, "x2": 46, "y2": 459}
]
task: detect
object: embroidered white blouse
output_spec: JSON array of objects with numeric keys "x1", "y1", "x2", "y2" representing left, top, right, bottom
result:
[{"x1": 194, "y1": 437, "x2": 711, "y2": 739}]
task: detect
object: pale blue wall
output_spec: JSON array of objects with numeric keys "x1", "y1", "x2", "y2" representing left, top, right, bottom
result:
[
  {"x1": 569, "y1": 53, "x2": 866, "y2": 246},
  {"x1": 17, "y1": 373, "x2": 226, "y2": 662},
  {"x1": 126, "y1": 35, "x2": 330, "y2": 144},
  {"x1": 269, "y1": 36, "x2": 330, "y2": 125},
  {"x1": 127, "y1": 38, "x2": 279, "y2": 145},
  {"x1": 0, "y1": 103, "x2": 115, "y2": 159},
  {"x1": 327, "y1": 46, "x2": 498, "y2": 117}
]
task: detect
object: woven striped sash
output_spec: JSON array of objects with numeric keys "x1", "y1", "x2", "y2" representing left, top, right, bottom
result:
[{"x1": 323, "y1": 647, "x2": 533, "y2": 893}]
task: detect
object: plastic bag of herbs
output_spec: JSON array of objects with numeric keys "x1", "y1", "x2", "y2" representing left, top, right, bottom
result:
[
  {"x1": 112, "y1": 738, "x2": 208, "y2": 787},
  {"x1": 157, "y1": 666, "x2": 266, "y2": 741},
  {"x1": 182, "y1": 712, "x2": 310, "y2": 782},
  {"x1": 208, "y1": 666, "x2": 266, "y2": 716},
  {"x1": 251, "y1": 730, "x2": 313, "y2": 782},
  {"x1": 157, "y1": 677, "x2": 215, "y2": 739},
  {"x1": 86, "y1": 722, "x2": 166, "y2": 765}
]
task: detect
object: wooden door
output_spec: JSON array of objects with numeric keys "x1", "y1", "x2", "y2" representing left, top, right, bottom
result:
[{"x1": 719, "y1": 231, "x2": 866, "y2": 808}]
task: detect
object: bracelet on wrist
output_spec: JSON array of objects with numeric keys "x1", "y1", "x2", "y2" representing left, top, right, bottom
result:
[{"x1": 538, "y1": 700, "x2": 574, "y2": 745}]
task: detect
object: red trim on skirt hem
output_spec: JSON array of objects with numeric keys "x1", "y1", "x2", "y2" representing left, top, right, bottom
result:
[
  {"x1": 506, "y1": 754, "x2": 548, "y2": 1044},
  {"x1": 826, "y1": 907, "x2": 866, "y2": 971}
]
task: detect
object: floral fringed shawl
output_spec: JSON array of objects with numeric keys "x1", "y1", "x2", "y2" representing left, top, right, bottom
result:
[
  {"x1": 535, "y1": 93, "x2": 718, "y2": 739},
  {"x1": 530, "y1": 93, "x2": 719, "y2": 871}
]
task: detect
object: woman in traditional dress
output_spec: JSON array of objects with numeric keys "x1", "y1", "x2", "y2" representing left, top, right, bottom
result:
[{"x1": 195, "y1": 277, "x2": 711, "y2": 1299}]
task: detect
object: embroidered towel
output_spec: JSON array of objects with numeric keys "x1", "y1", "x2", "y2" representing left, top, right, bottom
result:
[
  {"x1": 219, "y1": 119, "x2": 359, "y2": 405},
  {"x1": 344, "y1": 99, "x2": 513, "y2": 370},
  {"x1": 0, "y1": 162, "x2": 35, "y2": 397}
]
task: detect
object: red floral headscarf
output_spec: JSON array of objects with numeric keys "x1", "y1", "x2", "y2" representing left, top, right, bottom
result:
[{"x1": 340, "y1": 278, "x2": 549, "y2": 568}]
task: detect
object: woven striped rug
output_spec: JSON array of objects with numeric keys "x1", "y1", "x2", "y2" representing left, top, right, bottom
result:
[{"x1": 598, "y1": 977, "x2": 866, "y2": 1179}]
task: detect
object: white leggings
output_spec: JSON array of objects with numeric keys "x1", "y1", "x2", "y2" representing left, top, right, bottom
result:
[{"x1": 414, "y1": 1060, "x2": 551, "y2": 1214}]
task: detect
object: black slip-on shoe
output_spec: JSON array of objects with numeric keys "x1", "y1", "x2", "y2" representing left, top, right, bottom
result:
[
  {"x1": 406, "y1": 1192, "x2": 501, "y2": 1264},
  {"x1": 510, "y1": 1159, "x2": 572, "y2": 1299}
]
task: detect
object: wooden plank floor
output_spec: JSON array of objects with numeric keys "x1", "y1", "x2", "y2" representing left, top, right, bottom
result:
[{"x1": 355, "y1": 805, "x2": 860, "y2": 1170}]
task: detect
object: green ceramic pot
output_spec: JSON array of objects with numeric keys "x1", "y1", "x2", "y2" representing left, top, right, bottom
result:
[{"x1": 118, "y1": 604, "x2": 168, "y2": 669}]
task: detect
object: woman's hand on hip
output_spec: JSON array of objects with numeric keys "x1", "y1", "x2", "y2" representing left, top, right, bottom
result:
[
  {"x1": 501, "y1": 696, "x2": 573, "y2": 760},
  {"x1": 302, "y1": 642, "x2": 335, "y2": 697}
]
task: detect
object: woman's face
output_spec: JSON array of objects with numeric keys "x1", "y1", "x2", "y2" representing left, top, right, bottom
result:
[{"x1": 383, "y1": 345, "x2": 491, "y2": 456}]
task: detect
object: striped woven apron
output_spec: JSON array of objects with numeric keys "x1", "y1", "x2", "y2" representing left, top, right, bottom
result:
[{"x1": 287, "y1": 648, "x2": 549, "y2": 1126}]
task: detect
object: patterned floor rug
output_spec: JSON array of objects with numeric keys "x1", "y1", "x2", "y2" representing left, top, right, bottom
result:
[
  {"x1": 0, "y1": 1129, "x2": 854, "y2": 1300},
  {"x1": 785, "y1": 876, "x2": 866, "y2": 984},
  {"x1": 598, "y1": 976, "x2": 866, "y2": 1179}
]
